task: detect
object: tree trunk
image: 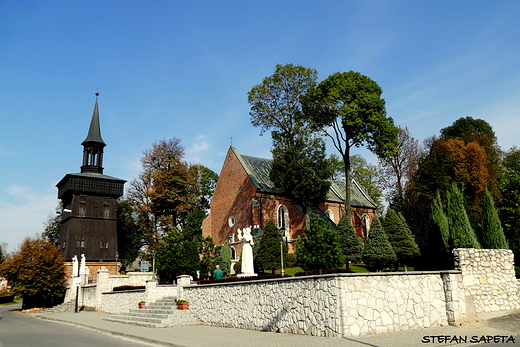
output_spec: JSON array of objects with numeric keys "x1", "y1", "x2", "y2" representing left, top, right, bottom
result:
[{"x1": 343, "y1": 146, "x2": 352, "y2": 221}]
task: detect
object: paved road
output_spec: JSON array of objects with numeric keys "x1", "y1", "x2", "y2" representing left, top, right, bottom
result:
[{"x1": 0, "y1": 303, "x2": 158, "y2": 347}]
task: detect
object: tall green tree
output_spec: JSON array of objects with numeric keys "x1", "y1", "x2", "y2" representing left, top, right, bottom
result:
[
  {"x1": 155, "y1": 229, "x2": 200, "y2": 283},
  {"x1": 0, "y1": 235, "x2": 67, "y2": 309},
  {"x1": 248, "y1": 63, "x2": 331, "y2": 210},
  {"x1": 116, "y1": 198, "x2": 142, "y2": 272},
  {"x1": 296, "y1": 218, "x2": 345, "y2": 271},
  {"x1": 481, "y1": 189, "x2": 508, "y2": 249},
  {"x1": 337, "y1": 216, "x2": 363, "y2": 265},
  {"x1": 382, "y1": 209, "x2": 420, "y2": 270},
  {"x1": 446, "y1": 183, "x2": 481, "y2": 249},
  {"x1": 218, "y1": 241, "x2": 232, "y2": 276},
  {"x1": 254, "y1": 221, "x2": 288, "y2": 274},
  {"x1": 304, "y1": 71, "x2": 398, "y2": 219},
  {"x1": 43, "y1": 203, "x2": 63, "y2": 246},
  {"x1": 499, "y1": 146, "x2": 520, "y2": 258},
  {"x1": 362, "y1": 216, "x2": 397, "y2": 271},
  {"x1": 199, "y1": 236, "x2": 220, "y2": 280},
  {"x1": 431, "y1": 190, "x2": 450, "y2": 253}
]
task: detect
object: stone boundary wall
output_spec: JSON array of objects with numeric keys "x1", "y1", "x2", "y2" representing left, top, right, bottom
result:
[
  {"x1": 102, "y1": 289, "x2": 147, "y2": 314},
  {"x1": 69, "y1": 249, "x2": 519, "y2": 338},
  {"x1": 454, "y1": 248, "x2": 520, "y2": 312},
  {"x1": 183, "y1": 271, "x2": 465, "y2": 337},
  {"x1": 184, "y1": 276, "x2": 340, "y2": 337}
]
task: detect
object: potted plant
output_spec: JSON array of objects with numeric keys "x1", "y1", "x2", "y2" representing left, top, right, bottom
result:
[
  {"x1": 177, "y1": 299, "x2": 189, "y2": 310},
  {"x1": 138, "y1": 301, "x2": 145, "y2": 309}
]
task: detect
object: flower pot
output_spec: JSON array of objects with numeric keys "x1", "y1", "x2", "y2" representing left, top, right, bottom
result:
[
  {"x1": 177, "y1": 302, "x2": 189, "y2": 310},
  {"x1": 138, "y1": 302, "x2": 145, "y2": 309}
]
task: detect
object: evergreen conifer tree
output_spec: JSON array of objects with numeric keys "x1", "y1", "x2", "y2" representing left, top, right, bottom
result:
[
  {"x1": 446, "y1": 183, "x2": 481, "y2": 249},
  {"x1": 362, "y1": 216, "x2": 397, "y2": 271},
  {"x1": 432, "y1": 190, "x2": 450, "y2": 252},
  {"x1": 382, "y1": 209, "x2": 420, "y2": 271},
  {"x1": 337, "y1": 215, "x2": 363, "y2": 266},
  {"x1": 218, "y1": 241, "x2": 232, "y2": 276},
  {"x1": 255, "y1": 221, "x2": 288, "y2": 273},
  {"x1": 296, "y1": 217, "x2": 345, "y2": 271},
  {"x1": 481, "y1": 189, "x2": 509, "y2": 249}
]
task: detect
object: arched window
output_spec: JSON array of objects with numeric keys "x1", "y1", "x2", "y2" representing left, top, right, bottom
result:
[
  {"x1": 277, "y1": 204, "x2": 289, "y2": 238},
  {"x1": 362, "y1": 213, "x2": 370, "y2": 238},
  {"x1": 231, "y1": 246, "x2": 237, "y2": 261},
  {"x1": 325, "y1": 209, "x2": 334, "y2": 224}
]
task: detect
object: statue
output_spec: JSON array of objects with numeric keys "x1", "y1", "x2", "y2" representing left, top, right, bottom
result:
[
  {"x1": 72, "y1": 255, "x2": 78, "y2": 277},
  {"x1": 80, "y1": 254, "x2": 87, "y2": 275},
  {"x1": 237, "y1": 226, "x2": 257, "y2": 277}
]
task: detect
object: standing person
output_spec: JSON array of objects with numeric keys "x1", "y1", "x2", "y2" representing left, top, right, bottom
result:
[{"x1": 213, "y1": 264, "x2": 224, "y2": 279}]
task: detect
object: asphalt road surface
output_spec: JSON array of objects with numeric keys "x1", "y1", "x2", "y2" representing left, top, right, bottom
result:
[{"x1": 0, "y1": 303, "x2": 161, "y2": 347}]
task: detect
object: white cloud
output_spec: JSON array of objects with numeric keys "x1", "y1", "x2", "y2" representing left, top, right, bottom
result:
[{"x1": 0, "y1": 185, "x2": 57, "y2": 253}]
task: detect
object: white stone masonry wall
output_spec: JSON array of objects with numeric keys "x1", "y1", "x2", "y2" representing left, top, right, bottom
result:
[
  {"x1": 184, "y1": 277, "x2": 341, "y2": 337},
  {"x1": 454, "y1": 248, "x2": 520, "y2": 312}
]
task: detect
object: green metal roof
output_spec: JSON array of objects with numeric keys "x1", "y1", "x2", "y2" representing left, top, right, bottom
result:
[
  {"x1": 232, "y1": 146, "x2": 376, "y2": 209},
  {"x1": 82, "y1": 94, "x2": 105, "y2": 145}
]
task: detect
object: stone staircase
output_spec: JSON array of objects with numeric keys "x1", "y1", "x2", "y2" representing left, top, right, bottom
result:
[
  {"x1": 45, "y1": 301, "x2": 76, "y2": 313},
  {"x1": 103, "y1": 296, "x2": 200, "y2": 328}
]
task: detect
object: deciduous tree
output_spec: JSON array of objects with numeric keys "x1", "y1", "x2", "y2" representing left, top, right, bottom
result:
[
  {"x1": 155, "y1": 229, "x2": 200, "y2": 283},
  {"x1": 0, "y1": 235, "x2": 67, "y2": 309},
  {"x1": 378, "y1": 126, "x2": 420, "y2": 208},
  {"x1": 304, "y1": 71, "x2": 398, "y2": 219},
  {"x1": 249, "y1": 64, "x2": 331, "y2": 209},
  {"x1": 116, "y1": 198, "x2": 142, "y2": 272}
]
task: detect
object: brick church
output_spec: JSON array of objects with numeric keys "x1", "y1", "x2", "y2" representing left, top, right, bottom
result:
[
  {"x1": 57, "y1": 94, "x2": 126, "y2": 278},
  {"x1": 202, "y1": 146, "x2": 377, "y2": 261}
]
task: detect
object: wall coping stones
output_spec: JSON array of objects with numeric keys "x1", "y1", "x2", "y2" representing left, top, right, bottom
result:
[
  {"x1": 189, "y1": 270, "x2": 463, "y2": 288},
  {"x1": 102, "y1": 289, "x2": 146, "y2": 295}
]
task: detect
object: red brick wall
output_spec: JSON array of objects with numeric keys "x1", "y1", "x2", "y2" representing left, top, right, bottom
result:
[
  {"x1": 203, "y1": 147, "x2": 377, "y2": 258},
  {"x1": 202, "y1": 148, "x2": 257, "y2": 246}
]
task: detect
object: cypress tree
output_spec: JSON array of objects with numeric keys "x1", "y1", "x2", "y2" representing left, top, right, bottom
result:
[
  {"x1": 218, "y1": 241, "x2": 232, "y2": 276},
  {"x1": 481, "y1": 189, "x2": 509, "y2": 249},
  {"x1": 362, "y1": 216, "x2": 397, "y2": 271},
  {"x1": 446, "y1": 183, "x2": 481, "y2": 249},
  {"x1": 337, "y1": 215, "x2": 364, "y2": 266},
  {"x1": 296, "y1": 217, "x2": 345, "y2": 271},
  {"x1": 382, "y1": 208, "x2": 420, "y2": 271},
  {"x1": 432, "y1": 190, "x2": 450, "y2": 252}
]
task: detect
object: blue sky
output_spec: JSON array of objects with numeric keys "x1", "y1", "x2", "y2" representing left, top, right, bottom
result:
[{"x1": 1, "y1": 1, "x2": 520, "y2": 252}]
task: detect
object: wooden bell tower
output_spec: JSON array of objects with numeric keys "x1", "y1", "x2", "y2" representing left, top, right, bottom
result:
[{"x1": 57, "y1": 93, "x2": 126, "y2": 276}]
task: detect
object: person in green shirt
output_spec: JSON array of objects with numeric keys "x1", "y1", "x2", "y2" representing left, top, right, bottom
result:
[{"x1": 213, "y1": 264, "x2": 224, "y2": 279}]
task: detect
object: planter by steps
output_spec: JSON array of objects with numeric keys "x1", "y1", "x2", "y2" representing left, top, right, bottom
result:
[
  {"x1": 177, "y1": 300, "x2": 189, "y2": 310},
  {"x1": 138, "y1": 301, "x2": 145, "y2": 309}
]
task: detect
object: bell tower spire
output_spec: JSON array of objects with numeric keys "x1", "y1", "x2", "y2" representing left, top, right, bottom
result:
[{"x1": 81, "y1": 92, "x2": 106, "y2": 174}]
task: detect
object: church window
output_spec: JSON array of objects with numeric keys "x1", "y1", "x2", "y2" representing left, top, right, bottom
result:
[
  {"x1": 231, "y1": 246, "x2": 237, "y2": 260},
  {"x1": 100, "y1": 241, "x2": 109, "y2": 249},
  {"x1": 228, "y1": 216, "x2": 235, "y2": 227},
  {"x1": 325, "y1": 209, "x2": 334, "y2": 223},
  {"x1": 277, "y1": 205, "x2": 289, "y2": 238}
]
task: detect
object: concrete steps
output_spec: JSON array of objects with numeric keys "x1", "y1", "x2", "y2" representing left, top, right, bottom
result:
[
  {"x1": 45, "y1": 301, "x2": 76, "y2": 313},
  {"x1": 104, "y1": 296, "x2": 200, "y2": 328}
]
